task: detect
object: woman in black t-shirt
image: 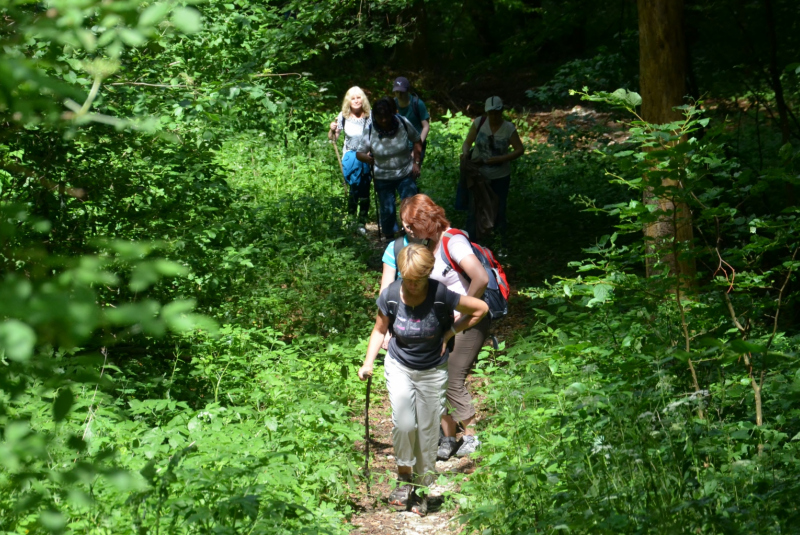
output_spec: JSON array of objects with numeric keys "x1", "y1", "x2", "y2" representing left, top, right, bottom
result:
[{"x1": 358, "y1": 244, "x2": 487, "y2": 516}]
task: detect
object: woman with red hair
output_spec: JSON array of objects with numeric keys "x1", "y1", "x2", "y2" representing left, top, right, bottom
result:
[{"x1": 379, "y1": 194, "x2": 490, "y2": 459}]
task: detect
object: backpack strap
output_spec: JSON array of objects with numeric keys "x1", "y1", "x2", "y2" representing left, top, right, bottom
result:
[
  {"x1": 411, "y1": 94, "x2": 421, "y2": 121},
  {"x1": 340, "y1": 113, "x2": 346, "y2": 132},
  {"x1": 396, "y1": 114, "x2": 410, "y2": 137},
  {"x1": 440, "y1": 228, "x2": 471, "y2": 278},
  {"x1": 432, "y1": 281, "x2": 456, "y2": 351},
  {"x1": 384, "y1": 280, "x2": 402, "y2": 336},
  {"x1": 432, "y1": 280, "x2": 454, "y2": 331},
  {"x1": 392, "y1": 237, "x2": 405, "y2": 278},
  {"x1": 477, "y1": 115, "x2": 488, "y2": 133}
]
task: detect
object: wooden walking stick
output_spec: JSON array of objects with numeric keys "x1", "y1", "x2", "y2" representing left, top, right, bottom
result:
[
  {"x1": 364, "y1": 375, "x2": 372, "y2": 496},
  {"x1": 330, "y1": 139, "x2": 347, "y2": 189}
]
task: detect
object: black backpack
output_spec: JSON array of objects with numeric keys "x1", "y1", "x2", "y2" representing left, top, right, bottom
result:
[{"x1": 383, "y1": 279, "x2": 456, "y2": 352}]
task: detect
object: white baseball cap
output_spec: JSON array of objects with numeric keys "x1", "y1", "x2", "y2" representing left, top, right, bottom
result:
[{"x1": 485, "y1": 96, "x2": 503, "y2": 112}]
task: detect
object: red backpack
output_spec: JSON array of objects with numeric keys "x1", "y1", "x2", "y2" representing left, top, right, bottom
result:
[{"x1": 440, "y1": 229, "x2": 510, "y2": 319}]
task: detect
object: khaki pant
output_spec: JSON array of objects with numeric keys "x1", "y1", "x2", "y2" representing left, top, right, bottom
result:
[
  {"x1": 384, "y1": 356, "x2": 448, "y2": 486},
  {"x1": 447, "y1": 315, "x2": 490, "y2": 422}
]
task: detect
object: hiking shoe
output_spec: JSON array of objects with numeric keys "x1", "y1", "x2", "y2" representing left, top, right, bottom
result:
[
  {"x1": 410, "y1": 492, "x2": 428, "y2": 517},
  {"x1": 388, "y1": 479, "x2": 413, "y2": 510},
  {"x1": 437, "y1": 437, "x2": 457, "y2": 460},
  {"x1": 456, "y1": 435, "x2": 481, "y2": 457}
]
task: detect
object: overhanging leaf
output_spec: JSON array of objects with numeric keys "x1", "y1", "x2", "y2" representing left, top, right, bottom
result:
[
  {"x1": 172, "y1": 7, "x2": 202, "y2": 34},
  {"x1": 0, "y1": 319, "x2": 37, "y2": 362}
]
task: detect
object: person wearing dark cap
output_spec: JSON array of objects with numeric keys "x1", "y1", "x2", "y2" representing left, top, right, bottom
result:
[
  {"x1": 393, "y1": 77, "x2": 431, "y2": 164},
  {"x1": 460, "y1": 96, "x2": 524, "y2": 245}
]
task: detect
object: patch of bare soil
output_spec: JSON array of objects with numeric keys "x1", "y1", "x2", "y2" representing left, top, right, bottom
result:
[
  {"x1": 521, "y1": 104, "x2": 632, "y2": 147},
  {"x1": 347, "y1": 383, "x2": 477, "y2": 535}
]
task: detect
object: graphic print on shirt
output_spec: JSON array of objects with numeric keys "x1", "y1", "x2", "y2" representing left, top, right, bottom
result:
[{"x1": 393, "y1": 307, "x2": 439, "y2": 347}]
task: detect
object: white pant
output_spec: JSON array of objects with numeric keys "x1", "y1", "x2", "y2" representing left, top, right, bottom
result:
[{"x1": 384, "y1": 356, "x2": 448, "y2": 486}]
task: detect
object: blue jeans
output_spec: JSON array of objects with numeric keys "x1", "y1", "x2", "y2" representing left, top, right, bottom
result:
[
  {"x1": 348, "y1": 173, "x2": 372, "y2": 220},
  {"x1": 466, "y1": 175, "x2": 510, "y2": 242},
  {"x1": 374, "y1": 175, "x2": 419, "y2": 237}
]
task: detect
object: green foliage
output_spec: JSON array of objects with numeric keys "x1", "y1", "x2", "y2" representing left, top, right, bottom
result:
[
  {"x1": 0, "y1": 1, "x2": 395, "y2": 531},
  {"x1": 527, "y1": 48, "x2": 638, "y2": 106},
  {"x1": 458, "y1": 90, "x2": 800, "y2": 533}
]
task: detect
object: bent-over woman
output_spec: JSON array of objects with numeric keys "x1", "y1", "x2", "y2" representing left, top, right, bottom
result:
[
  {"x1": 379, "y1": 194, "x2": 491, "y2": 460},
  {"x1": 329, "y1": 86, "x2": 372, "y2": 221},
  {"x1": 359, "y1": 244, "x2": 487, "y2": 516}
]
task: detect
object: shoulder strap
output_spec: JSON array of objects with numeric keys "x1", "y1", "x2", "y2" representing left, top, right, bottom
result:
[
  {"x1": 477, "y1": 115, "x2": 488, "y2": 132},
  {"x1": 432, "y1": 281, "x2": 455, "y2": 344},
  {"x1": 396, "y1": 114, "x2": 409, "y2": 136},
  {"x1": 440, "y1": 228, "x2": 471, "y2": 276},
  {"x1": 384, "y1": 280, "x2": 402, "y2": 335},
  {"x1": 340, "y1": 113, "x2": 346, "y2": 131},
  {"x1": 393, "y1": 237, "x2": 405, "y2": 262},
  {"x1": 412, "y1": 95, "x2": 421, "y2": 120}
]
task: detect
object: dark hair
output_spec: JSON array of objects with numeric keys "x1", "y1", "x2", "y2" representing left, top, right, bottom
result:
[{"x1": 372, "y1": 96, "x2": 397, "y2": 118}]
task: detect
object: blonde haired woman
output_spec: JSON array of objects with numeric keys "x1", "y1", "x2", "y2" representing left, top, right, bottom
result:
[
  {"x1": 329, "y1": 86, "x2": 373, "y2": 220},
  {"x1": 358, "y1": 244, "x2": 488, "y2": 516}
]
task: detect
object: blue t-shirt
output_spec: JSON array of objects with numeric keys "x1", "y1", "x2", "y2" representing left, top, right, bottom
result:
[
  {"x1": 382, "y1": 236, "x2": 409, "y2": 276},
  {"x1": 395, "y1": 96, "x2": 430, "y2": 136},
  {"x1": 396, "y1": 96, "x2": 430, "y2": 150}
]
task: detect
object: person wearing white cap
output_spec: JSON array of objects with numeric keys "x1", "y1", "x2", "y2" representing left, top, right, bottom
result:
[{"x1": 460, "y1": 96, "x2": 524, "y2": 244}]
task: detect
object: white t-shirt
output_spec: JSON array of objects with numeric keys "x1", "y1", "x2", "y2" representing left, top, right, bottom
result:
[
  {"x1": 382, "y1": 231, "x2": 474, "y2": 297},
  {"x1": 471, "y1": 117, "x2": 517, "y2": 180},
  {"x1": 336, "y1": 112, "x2": 371, "y2": 153},
  {"x1": 431, "y1": 232, "x2": 473, "y2": 297}
]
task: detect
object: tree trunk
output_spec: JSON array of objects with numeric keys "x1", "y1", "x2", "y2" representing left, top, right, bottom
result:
[
  {"x1": 395, "y1": 0, "x2": 429, "y2": 70},
  {"x1": 467, "y1": 0, "x2": 498, "y2": 57},
  {"x1": 637, "y1": 0, "x2": 696, "y2": 285},
  {"x1": 763, "y1": 0, "x2": 791, "y2": 145}
]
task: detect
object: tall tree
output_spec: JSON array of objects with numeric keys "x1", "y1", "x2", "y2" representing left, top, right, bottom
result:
[{"x1": 637, "y1": 0, "x2": 696, "y2": 284}]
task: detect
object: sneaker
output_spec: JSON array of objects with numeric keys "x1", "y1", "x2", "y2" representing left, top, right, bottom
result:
[
  {"x1": 437, "y1": 437, "x2": 457, "y2": 460},
  {"x1": 456, "y1": 435, "x2": 481, "y2": 457},
  {"x1": 409, "y1": 492, "x2": 428, "y2": 517},
  {"x1": 388, "y1": 478, "x2": 413, "y2": 510}
]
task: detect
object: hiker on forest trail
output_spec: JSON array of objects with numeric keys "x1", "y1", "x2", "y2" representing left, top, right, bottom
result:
[
  {"x1": 328, "y1": 86, "x2": 372, "y2": 222},
  {"x1": 356, "y1": 97, "x2": 422, "y2": 241},
  {"x1": 461, "y1": 96, "x2": 524, "y2": 247},
  {"x1": 359, "y1": 243, "x2": 488, "y2": 516},
  {"x1": 393, "y1": 76, "x2": 431, "y2": 164},
  {"x1": 379, "y1": 194, "x2": 491, "y2": 459}
]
